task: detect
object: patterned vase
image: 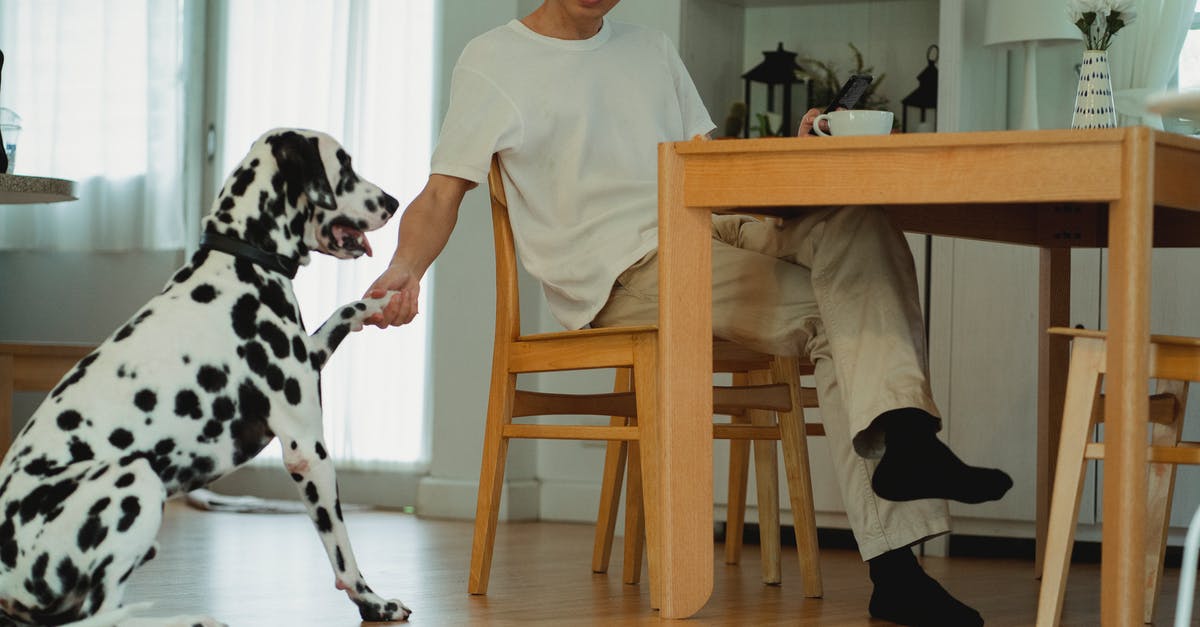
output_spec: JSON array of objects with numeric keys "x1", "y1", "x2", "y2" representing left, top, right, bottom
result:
[{"x1": 1072, "y1": 50, "x2": 1117, "y2": 129}]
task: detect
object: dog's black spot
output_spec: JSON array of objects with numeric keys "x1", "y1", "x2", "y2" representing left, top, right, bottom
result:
[
  {"x1": 108, "y1": 429, "x2": 134, "y2": 449},
  {"x1": 231, "y1": 294, "x2": 261, "y2": 339},
  {"x1": 77, "y1": 510, "x2": 109, "y2": 552},
  {"x1": 115, "y1": 473, "x2": 135, "y2": 488},
  {"x1": 266, "y1": 365, "x2": 284, "y2": 391},
  {"x1": 340, "y1": 306, "x2": 356, "y2": 319},
  {"x1": 19, "y1": 476, "x2": 79, "y2": 524},
  {"x1": 212, "y1": 396, "x2": 235, "y2": 421},
  {"x1": 0, "y1": 519, "x2": 16, "y2": 568},
  {"x1": 174, "y1": 390, "x2": 202, "y2": 420},
  {"x1": 88, "y1": 497, "x2": 111, "y2": 517},
  {"x1": 191, "y1": 284, "x2": 218, "y2": 303},
  {"x1": 315, "y1": 506, "x2": 333, "y2": 532},
  {"x1": 154, "y1": 439, "x2": 176, "y2": 456},
  {"x1": 133, "y1": 389, "x2": 157, "y2": 412},
  {"x1": 57, "y1": 410, "x2": 83, "y2": 431},
  {"x1": 230, "y1": 164, "x2": 256, "y2": 197},
  {"x1": 172, "y1": 266, "x2": 194, "y2": 284},
  {"x1": 284, "y1": 378, "x2": 302, "y2": 405},
  {"x1": 233, "y1": 258, "x2": 265, "y2": 287},
  {"x1": 335, "y1": 498, "x2": 344, "y2": 521},
  {"x1": 56, "y1": 556, "x2": 81, "y2": 595},
  {"x1": 309, "y1": 349, "x2": 328, "y2": 371},
  {"x1": 230, "y1": 381, "x2": 272, "y2": 465},
  {"x1": 292, "y1": 336, "x2": 308, "y2": 363},
  {"x1": 243, "y1": 341, "x2": 269, "y2": 376},
  {"x1": 336, "y1": 546, "x2": 346, "y2": 572},
  {"x1": 51, "y1": 362, "x2": 90, "y2": 398},
  {"x1": 197, "y1": 365, "x2": 228, "y2": 392},
  {"x1": 24, "y1": 456, "x2": 65, "y2": 477},
  {"x1": 326, "y1": 323, "x2": 351, "y2": 354},
  {"x1": 202, "y1": 420, "x2": 223, "y2": 439},
  {"x1": 115, "y1": 496, "x2": 141, "y2": 533},
  {"x1": 305, "y1": 482, "x2": 319, "y2": 503},
  {"x1": 291, "y1": 473, "x2": 303, "y2": 482},
  {"x1": 315, "y1": 442, "x2": 328, "y2": 460},
  {"x1": 69, "y1": 438, "x2": 94, "y2": 463},
  {"x1": 260, "y1": 281, "x2": 297, "y2": 322},
  {"x1": 191, "y1": 456, "x2": 215, "y2": 476},
  {"x1": 258, "y1": 321, "x2": 291, "y2": 358}
]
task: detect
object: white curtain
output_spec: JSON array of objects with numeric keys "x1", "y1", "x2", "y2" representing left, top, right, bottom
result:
[
  {"x1": 1109, "y1": 0, "x2": 1199, "y2": 127},
  {"x1": 0, "y1": 0, "x2": 203, "y2": 251},
  {"x1": 216, "y1": 0, "x2": 435, "y2": 470}
]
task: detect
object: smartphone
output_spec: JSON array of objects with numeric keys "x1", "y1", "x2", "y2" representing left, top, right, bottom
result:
[{"x1": 808, "y1": 74, "x2": 873, "y2": 135}]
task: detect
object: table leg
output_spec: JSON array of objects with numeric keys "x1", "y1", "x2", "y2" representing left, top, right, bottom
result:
[
  {"x1": 1036, "y1": 247, "x2": 1071, "y2": 576},
  {"x1": 1101, "y1": 127, "x2": 1154, "y2": 626},
  {"x1": 655, "y1": 143, "x2": 714, "y2": 619}
]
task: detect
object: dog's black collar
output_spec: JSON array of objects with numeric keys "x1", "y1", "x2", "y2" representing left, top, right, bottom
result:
[{"x1": 200, "y1": 232, "x2": 299, "y2": 279}]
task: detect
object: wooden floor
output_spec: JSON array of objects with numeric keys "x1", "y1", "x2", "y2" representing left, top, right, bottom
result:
[{"x1": 121, "y1": 501, "x2": 1194, "y2": 626}]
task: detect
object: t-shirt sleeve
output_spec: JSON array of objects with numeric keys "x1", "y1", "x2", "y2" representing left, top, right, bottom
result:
[
  {"x1": 661, "y1": 33, "x2": 715, "y2": 139},
  {"x1": 430, "y1": 64, "x2": 523, "y2": 184}
]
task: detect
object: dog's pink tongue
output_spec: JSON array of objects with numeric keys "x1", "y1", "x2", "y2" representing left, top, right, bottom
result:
[{"x1": 333, "y1": 224, "x2": 372, "y2": 257}]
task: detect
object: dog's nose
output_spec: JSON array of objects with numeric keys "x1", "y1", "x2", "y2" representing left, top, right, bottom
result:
[{"x1": 381, "y1": 192, "x2": 400, "y2": 215}]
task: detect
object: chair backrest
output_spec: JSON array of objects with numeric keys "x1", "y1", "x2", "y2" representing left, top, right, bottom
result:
[{"x1": 487, "y1": 154, "x2": 522, "y2": 341}]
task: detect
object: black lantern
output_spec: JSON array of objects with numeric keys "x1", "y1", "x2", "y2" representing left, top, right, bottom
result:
[
  {"x1": 741, "y1": 42, "x2": 811, "y2": 137},
  {"x1": 902, "y1": 45, "x2": 938, "y2": 133}
]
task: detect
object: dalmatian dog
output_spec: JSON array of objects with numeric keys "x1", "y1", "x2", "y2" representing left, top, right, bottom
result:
[{"x1": 0, "y1": 129, "x2": 411, "y2": 626}]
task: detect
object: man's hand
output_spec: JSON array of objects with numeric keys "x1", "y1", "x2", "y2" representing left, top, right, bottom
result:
[
  {"x1": 797, "y1": 107, "x2": 824, "y2": 137},
  {"x1": 363, "y1": 264, "x2": 421, "y2": 328}
]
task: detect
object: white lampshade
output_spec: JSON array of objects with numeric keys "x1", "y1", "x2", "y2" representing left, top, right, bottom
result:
[
  {"x1": 984, "y1": 0, "x2": 1081, "y2": 130},
  {"x1": 984, "y1": 0, "x2": 1082, "y2": 47}
]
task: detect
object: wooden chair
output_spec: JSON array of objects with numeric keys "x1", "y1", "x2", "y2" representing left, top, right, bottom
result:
[
  {"x1": 469, "y1": 155, "x2": 824, "y2": 601},
  {"x1": 590, "y1": 357, "x2": 825, "y2": 593},
  {"x1": 0, "y1": 342, "x2": 96, "y2": 456},
  {"x1": 1036, "y1": 328, "x2": 1200, "y2": 626}
]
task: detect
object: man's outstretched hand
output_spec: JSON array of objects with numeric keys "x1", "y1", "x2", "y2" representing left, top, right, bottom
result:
[{"x1": 363, "y1": 264, "x2": 421, "y2": 328}]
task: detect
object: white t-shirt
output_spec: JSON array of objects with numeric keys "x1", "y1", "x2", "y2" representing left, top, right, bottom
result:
[{"x1": 431, "y1": 18, "x2": 715, "y2": 330}]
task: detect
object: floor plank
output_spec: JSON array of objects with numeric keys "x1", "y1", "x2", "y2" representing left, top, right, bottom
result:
[{"x1": 120, "y1": 501, "x2": 1193, "y2": 625}]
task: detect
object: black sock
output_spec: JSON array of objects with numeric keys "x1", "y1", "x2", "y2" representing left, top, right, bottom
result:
[
  {"x1": 870, "y1": 408, "x2": 1013, "y2": 504},
  {"x1": 868, "y1": 547, "x2": 983, "y2": 627}
]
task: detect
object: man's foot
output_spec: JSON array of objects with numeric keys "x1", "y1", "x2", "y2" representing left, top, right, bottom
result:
[
  {"x1": 868, "y1": 547, "x2": 983, "y2": 627},
  {"x1": 870, "y1": 408, "x2": 1013, "y2": 504}
]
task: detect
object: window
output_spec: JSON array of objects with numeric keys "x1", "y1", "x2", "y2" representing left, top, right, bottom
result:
[
  {"x1": 1170, "y1": 9, "x2": 1200, "y2": 133},
  {"x1": 212, "y1": 0, "x2": 435, "y2": 471}
]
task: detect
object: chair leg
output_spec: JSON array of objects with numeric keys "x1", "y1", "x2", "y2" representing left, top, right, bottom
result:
[
  {"x1": 748, "y1": 369, "x2": 782, "y2": 585},
  {"x1": 773, "y1": 357, "x2": 823, "y2": 598},
  {"x1": 468, "y1": 371, "x2": 517, "y2": 595},
  {"x1": 631, "y1": 335, "x2": 663, "y2": 609},
  {"x1": 725, "y1": 372, "x2": 751, "y2": 566},
  {"x1": 1036, "y1": 337, "x2": 1105, "y2": 627},
  {"x1": 1143, "y1": 378, "x2": 1188, "y2": 624},
  {"x1": 623, "y1": 434, "x2": 646, "y2": 585},
  {"x1": 593, "y1": 368, "x2": 633, "y2": 574}
]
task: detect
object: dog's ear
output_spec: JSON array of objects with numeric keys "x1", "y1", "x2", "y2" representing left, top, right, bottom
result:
[{"x1": 267, "y1": 131, "x2": 336, "y2": 210}]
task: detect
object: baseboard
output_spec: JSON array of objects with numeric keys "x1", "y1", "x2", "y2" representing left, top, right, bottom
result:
[
  {"x1": 417, "y1": 476, "x2": 540, "y2": 521},
  {"x1": 207, "y1": 465, "x2": 421, "y2": 510}
]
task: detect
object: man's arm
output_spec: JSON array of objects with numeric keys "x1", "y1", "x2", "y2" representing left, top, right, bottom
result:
[{"x1": 364, "y1": 173, "x2": 475, "y2": 328}]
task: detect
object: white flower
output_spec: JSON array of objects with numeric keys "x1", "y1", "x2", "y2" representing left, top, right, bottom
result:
[{"x1": 1065, "y1": 0, "x2": 1136, "y2": 50}]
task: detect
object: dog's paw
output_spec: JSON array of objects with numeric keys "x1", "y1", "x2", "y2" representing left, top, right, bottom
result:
[
  {"x1": 346, "y1": 292, "x2": 397, "y2": 332},
  {"x1": 353, "y1": 595, "x2": 412, "y2": 622}
]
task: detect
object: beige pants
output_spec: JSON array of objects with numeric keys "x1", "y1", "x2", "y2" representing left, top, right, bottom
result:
[{"x1": 592, "y1": 208, "x2": 950, "y2": 560}]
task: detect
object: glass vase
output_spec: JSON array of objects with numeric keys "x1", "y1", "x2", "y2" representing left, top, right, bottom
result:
[{"x1": 1072, "y1": 50, "x2": 1117, "y2": 129}]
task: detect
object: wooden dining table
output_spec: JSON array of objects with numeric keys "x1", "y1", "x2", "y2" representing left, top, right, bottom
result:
[{"x1": 650, "y1": 127, "x2": 1200, "y2": 622}]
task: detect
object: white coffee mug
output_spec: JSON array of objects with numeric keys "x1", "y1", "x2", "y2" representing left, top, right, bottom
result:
[{"x1": 812, "y1": 109, "x2": 894, "y2": 137}]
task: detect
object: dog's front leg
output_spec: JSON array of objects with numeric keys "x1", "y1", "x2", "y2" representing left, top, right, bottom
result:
[{"x1": 277, "y1": 425, "x2": 411, "y2": 621}]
